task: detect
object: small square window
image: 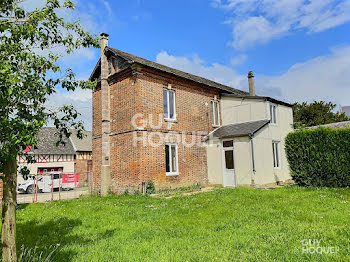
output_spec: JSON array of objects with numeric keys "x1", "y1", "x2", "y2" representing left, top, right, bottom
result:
[{"x1": 223, "y1": 140, "x2": 233, "y2": 148}]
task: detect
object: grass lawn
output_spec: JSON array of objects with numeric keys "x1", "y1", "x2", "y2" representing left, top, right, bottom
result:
[{"x1": 10, "y1": 186, "x2": 350, "y2": 261}]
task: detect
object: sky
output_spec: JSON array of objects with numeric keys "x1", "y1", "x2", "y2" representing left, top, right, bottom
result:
[{"x1": 45, "y1": 0, "x2": 350, "y2": 130}]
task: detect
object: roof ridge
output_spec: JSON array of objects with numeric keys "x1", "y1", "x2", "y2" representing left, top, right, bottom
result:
[{"x1": 106, "y1": 47, "x2": 249, "y2": 96}]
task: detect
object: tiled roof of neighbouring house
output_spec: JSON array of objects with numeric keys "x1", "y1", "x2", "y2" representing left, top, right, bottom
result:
[
  {"x1": 90, "y1": 47, "x2": 249, "y2": 96},
  {"x1": 207, "y1": 119, "x2": 271, "y2": 140},
  {"x1": 31, "y1": 127, "x2": 92, "y2": 155},
  {"x1": 312, "y1": 121, "x2": 350, "y2": 129},
  {"x1": 69, "y1": 129, "x2": 92, "y2": 152}
]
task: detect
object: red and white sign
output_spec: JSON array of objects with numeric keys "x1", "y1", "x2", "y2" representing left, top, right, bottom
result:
[{"x1": 62, "y1": 174, "x2": 79, "y2": 187}]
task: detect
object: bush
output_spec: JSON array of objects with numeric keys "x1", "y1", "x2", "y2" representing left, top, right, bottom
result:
[
  {"x1": 146, "y1": 180, "x2": 156, "y2": 194},
  {"x1": 285, "y1": 127, "x2": 350, "y2": 187}
]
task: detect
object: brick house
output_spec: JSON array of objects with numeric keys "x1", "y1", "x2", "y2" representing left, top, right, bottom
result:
[{"x1": 90, "y1": 34, "x2": 293, "y2": 195}]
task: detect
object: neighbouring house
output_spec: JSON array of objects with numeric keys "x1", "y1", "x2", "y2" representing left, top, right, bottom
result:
[
  {"x1": 17, "y1": 127, "x2": 92, "y2": 185},
  {"x1": 90, "y1": 33, "x2": 293, "y2": 194},
  {"x1": 340, "y1": 105, "x2": 350, "y2": 118}
]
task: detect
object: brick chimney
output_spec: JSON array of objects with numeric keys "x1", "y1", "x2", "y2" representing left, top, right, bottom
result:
[
  {"x1": 100, "y1": 33, "x2": 111, "y2": 196},
  {"x1": 248, "y1": 71, "x2": 255, "y2": 96}
]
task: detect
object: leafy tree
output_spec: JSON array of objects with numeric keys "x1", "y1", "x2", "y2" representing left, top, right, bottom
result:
[
  {"x1": 293, "y1": 101, "x2": 349, "y2": 128},
  {"x1": 0, "y1": 0, "x2": 99, "y2": 260}
]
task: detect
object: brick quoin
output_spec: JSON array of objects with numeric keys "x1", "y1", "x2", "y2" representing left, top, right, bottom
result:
[{"x1": 93, "y1": 63, "x2": 222, "y2": 194}]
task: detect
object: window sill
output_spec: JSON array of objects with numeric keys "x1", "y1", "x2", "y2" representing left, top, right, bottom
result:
[
  {"x1": 212, "y1": 125, "x2": 220, "y2": 128},
  {"x1": 166, "y1": 173, "x2": 179, "y2": 177},
  {"x1": 164, "y1": 118, "x2": 178, "y2": 123}
]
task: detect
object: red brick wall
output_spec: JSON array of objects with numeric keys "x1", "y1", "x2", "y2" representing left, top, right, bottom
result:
[
  {"x1": 138, "y1": 133, "x2": 208, "y2": 190},
  {"x1": 110, "y1": 132, "x2": 140, "y2": 193},
  {"x1": 93, "y1": 66, "x2": 221, "y2": 194},
  {"x1": 138, "y1": 68, "x2": 220, "y2": 133},
  {"x1": 110, "y1": 76, "x2": 140, "y2": 133}
]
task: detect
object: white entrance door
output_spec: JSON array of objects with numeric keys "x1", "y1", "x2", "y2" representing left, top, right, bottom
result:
[{"x1": 222, "y1": 140, "x2": 235, "y2": 187}]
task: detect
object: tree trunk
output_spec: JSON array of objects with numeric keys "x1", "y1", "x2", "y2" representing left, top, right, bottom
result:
[{"x1": 2, "y1": 156, "x2": 17, "y2": 262}]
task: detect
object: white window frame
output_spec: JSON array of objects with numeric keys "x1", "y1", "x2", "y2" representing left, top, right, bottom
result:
[
  {"x1": 272, "y1": 141, "x2": 281, "y2": 169},
  {"x1": 165, "y1": 143, "x2": 179, "y2": 176},
  {"x1": 163, "y1": 89, "x2": 176, "y2": 121},
  {"x1": 211, "y1": 100, "x2": 220, "y2": 126},
  {"x1": 270, "y1": 103, "x2": 278, "y2": 125}
]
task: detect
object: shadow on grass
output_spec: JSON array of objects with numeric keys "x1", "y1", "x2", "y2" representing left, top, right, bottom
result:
[
  {"x1": 16, "y1": 203, "x2": 30, "y2": 211},
  {"x1": 16, "y1": 218, "x2": 116, "y2": 261}
]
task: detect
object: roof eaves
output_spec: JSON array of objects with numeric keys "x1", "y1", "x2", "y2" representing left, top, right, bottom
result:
[
  {"x1": 222, "y1": 94, "x2": 292, "y2": 107},
  {"x1": 89, "y1": 58, "x2": 101, "y2": 81}
]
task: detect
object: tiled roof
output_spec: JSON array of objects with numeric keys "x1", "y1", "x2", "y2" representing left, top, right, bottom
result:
[
  {"x1": 91, "y1": 47, "x2": 249, "y2": 96},
  {"x1": 33, "y1": 127, "x2": 75, "y2": 155},
  {"x1": 32, "y1": 127, "x2": 92, "y2": 155},
  {"x1": 207, "y1": 119, "x2": 270, "y2": 139},
  {"x1": 69, "y1": 130, "x2": 92, "y2": 152}
]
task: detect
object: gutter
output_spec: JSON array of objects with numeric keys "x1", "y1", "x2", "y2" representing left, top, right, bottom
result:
[
  {"x1": 249, "y1": 133, "x2": 256, "y2": 187},
  {"x1": 249, "y1": 134, "x2": 256, "y2": 173}
]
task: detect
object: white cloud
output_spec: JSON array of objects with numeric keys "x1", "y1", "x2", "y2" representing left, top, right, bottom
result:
[
  {"x1": 101, "y1": 0, "x2": 113, "y2": 18},
  {"x1": 156, "y1": 51, "x2": 246, "y2": 89},
  {"x1": 156, "y1": 47, "x2": 350, "y2": 106},
  {"x1": 259, "y1": 45, "x2": 350, "y2": 105},
  {"x1": 230, "y1": 54, "x2": 247, "y2": 66},
  {"x1": 46, "y1": 88, "x2": 92, "y2": 130},
  {"x1": 213, "y1": 0, "x2": 350, "y2": 49},
  {"x1": 59, "y1": 48, "x2": 97, "y2": 65}
]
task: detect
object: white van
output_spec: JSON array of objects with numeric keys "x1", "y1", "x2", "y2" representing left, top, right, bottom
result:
[{"x1": 17, "y1": 174, "x2": 74, "y2": 194}]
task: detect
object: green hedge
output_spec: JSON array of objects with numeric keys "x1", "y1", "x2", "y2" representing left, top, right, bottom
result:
[{"x1": 285, "y1": 127, "x2": 350, "y2": 187}]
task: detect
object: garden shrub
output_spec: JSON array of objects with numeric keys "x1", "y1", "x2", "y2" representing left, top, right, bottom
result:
[
  {"x1": 146, "y1": 180, "x2": 156, "y2": 194},
  {"x1": 285, "y1": 127, "x2": 350, "y2": 187}
]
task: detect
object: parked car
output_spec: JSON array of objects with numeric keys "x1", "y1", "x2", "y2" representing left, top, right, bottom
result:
[{"x1": 17, "y1": 173, "x2": 74, "y2": 194}]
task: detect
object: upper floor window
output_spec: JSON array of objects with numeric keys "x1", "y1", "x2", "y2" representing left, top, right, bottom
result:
[
  {"x1": 163, "y1": 89, "x2": 176, "y2": 120},
  {"x1": 211, "y1": 100, "x2": 220, "y2": 126},
  {"x1": 270, "y1": 103, "x2": 277, "y2": 124}
]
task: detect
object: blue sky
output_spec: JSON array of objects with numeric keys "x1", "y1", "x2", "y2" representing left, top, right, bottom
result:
[{"x1": 48, "y1": 0, "x2": 350, "y2": 129}]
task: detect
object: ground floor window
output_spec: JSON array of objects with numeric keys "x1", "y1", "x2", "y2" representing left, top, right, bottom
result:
[
  {"x1": 272, "y1": 141, "x2": 280, "y2": 168},
  {"x1": 165, "y1": 143, "x2": 178, "y2": 175}
]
